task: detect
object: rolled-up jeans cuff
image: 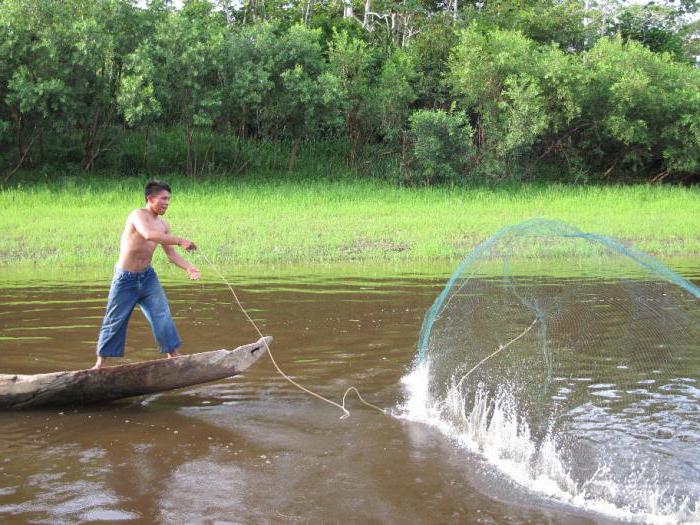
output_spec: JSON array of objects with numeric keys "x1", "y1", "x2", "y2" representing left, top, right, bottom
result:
[{"x1": 159, "y1": 339, "x2": 182, "y2": 354}]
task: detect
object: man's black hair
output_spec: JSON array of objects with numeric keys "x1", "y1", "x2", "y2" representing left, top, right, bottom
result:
[{"x1": 144, "y1": 180, "x2": 171, "y2": 201}]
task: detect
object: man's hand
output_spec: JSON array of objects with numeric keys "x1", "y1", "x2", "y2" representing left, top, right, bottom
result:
[
  {"x1": 187, "y1": 266, "x2": 201, "y2": 280},
  {"x1": 178, "y1": 238, "x2": 197, "y2": 251}
]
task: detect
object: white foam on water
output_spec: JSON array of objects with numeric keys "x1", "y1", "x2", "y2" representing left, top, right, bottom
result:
[{"x1": 398, "y1": 360, "x2": 699, "y2": 525}]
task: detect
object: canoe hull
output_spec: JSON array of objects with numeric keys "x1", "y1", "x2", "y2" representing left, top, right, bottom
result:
[{"x1": 0, "y1": 336, "x2": 271, "y2": 410}]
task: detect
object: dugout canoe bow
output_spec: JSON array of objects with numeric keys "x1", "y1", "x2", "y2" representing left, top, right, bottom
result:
[{"x1": 0, "y1": 336, "x2": 272, "y2": 410}]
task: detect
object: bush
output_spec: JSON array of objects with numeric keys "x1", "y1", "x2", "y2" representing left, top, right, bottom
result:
[{"x1": 405, "y1": 109, "x2": 475, "y2": 185}]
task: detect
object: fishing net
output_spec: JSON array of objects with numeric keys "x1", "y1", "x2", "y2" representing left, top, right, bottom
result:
[{"x1": 405, "y1": 219, "x2": 700, "y2": 522}]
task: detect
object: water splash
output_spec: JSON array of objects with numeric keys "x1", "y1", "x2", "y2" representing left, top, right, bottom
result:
[
  {"x1": 407, "y1": 220, "x2": 700, "y2": 523},
  {"x1": 400, "y1": 360, "x2": 699, "y2": 523}
]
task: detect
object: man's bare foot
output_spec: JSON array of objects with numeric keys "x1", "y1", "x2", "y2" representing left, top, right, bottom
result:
[
  {"x1": 167, "y1": 351, "x2": 179, "y2": 359},
  {"x1": 91, "y1": 356, "x2": 105, "y2": 370}
]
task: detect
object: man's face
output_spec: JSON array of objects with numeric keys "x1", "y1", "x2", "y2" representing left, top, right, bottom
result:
[{"x1": 147, "y1": 190, "x2": 171, "y2": 215}]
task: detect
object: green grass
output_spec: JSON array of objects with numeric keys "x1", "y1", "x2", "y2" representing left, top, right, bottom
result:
[{"x1": 1, "y1": 174, "x2": 699, "y2": 275}]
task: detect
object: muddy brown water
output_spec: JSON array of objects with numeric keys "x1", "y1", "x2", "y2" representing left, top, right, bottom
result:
[{"x1": 0, "y1": 272, "x2": 697, "y2": 524}]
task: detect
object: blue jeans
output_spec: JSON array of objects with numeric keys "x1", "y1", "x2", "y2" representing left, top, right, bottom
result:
[{"x1": 96, "y1": 266, "x2": 181, "y2": 357}]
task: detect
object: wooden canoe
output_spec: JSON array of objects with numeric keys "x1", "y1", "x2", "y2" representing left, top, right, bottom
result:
[{"x1": 0, "y1": 336, "x2": 272, "y2": 410}]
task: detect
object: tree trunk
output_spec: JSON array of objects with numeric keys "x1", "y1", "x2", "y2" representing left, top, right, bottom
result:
[
  {"x1": 185, "y1": 124, "x2": 194, "y2": 177},
  {"x1": 347, "y1": 108, "x2": 360, "y2": 166},
  {"x1": 239, "y1": 106, "x2": 248, "y2": 139},
  {"x1": 143, "y1": 125, "x2": 151, "y2": 171},
  {"x1": 13, "y1": 113, "x2": 35, "y2": 170},
  {"x1": 399, "y1": 129, "x2": 409, "y2": 172},
  {"x1": 82, "y1": 110, "x2": 101, "y2": 171},
  {"x1": 343, "y1": 0, "x2": 354, "y2": 19},
  {"x1": 38, "y1": 128, "x2": 44, "y2": 165},
  {"x1": 82, "y1": 106, "x2": 114, "y2": 171},
  {"x1": 3, "y1": 130, "x2": 37, "y2": 184},
  {"x1": 304, "y1": 0, "x2": 314, "y2": 25},
  {"x1": 288, "y1": 136, "x2": 301, "y2": 171},
  {"x1": 15, "y1": 114, "x2": 24, "y2": 166}
]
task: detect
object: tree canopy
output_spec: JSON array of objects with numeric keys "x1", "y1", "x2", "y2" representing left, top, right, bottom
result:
[{"x1": 0, "y1": 0, "x2": 698, "y2": 183}]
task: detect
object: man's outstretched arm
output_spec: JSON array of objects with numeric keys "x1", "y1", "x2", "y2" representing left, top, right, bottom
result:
[{"x1": 163, "y1": 244, "x2": 200, "y2": 280}]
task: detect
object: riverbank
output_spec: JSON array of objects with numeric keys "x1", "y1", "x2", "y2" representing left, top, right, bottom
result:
[{"x1": 2, "y1": 176, "x2": 698, "y2": 270}]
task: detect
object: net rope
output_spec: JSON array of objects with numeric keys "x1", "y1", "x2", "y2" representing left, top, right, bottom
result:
[{"x1": 199, "y1": 251, "x2": 386, "y2": 419}]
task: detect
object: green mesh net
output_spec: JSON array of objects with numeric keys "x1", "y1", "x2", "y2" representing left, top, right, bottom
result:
[{"x1": 406, "y1": 219, "x2": 700, "y2": 522}]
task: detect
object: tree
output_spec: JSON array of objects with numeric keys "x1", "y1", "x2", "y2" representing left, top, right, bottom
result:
[
  {"x1": 262, "y1": 24, "x2": 346, "y2": 169},
  {"x1": 219, "y1": 23, "x2": 277, "y2": 139},
  {"x1": 578, "y1": 36, "x2": 700, "y2": 179},
  {"x1": 446, "y1": 24, "x2": 587, "y2": 178},
  {"x1": 474, "y1": 0, "x2": 588, "y2": 51},
  {"x1": 610, "y1": 4, "x2": 686, "y2": 61},
  {"x1": 0, "y1": 0, "x2": 141, "y2": 177},
  {"x1": 373, "y1": 48, "x2": 418, "y2": 148},
  {"x1": 446, "y1": 25, "x2": 544, "y2": 174},
  {"x1": 327, "y1": 29, "x2": 375, "y2": 164},
  {"x1": 120, "y1": 2, "x2": 226, "y2": 176},
  {"x1": 407, "y1": 18, "x2": 458, "y2": 109}
]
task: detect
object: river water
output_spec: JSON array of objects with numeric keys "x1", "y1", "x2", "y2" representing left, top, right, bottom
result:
[{"x1": 0, "y1": 268, "x2": 698, "y2": 524}]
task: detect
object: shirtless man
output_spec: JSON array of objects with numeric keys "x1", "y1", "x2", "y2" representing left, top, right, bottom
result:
[{"x1": 93, "y1": 181, "x2": 200, "y2": 369}]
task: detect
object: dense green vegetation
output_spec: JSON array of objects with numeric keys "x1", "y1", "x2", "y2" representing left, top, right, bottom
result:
[
  {"x1": 1, "y1": 0, "x2": 699, "y2": 184},
  {"x1": 2, "y1": 176, "x2": 698, "y2": 269}
]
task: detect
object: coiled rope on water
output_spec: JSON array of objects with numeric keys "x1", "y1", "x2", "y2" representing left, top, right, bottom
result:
[{"x1": 199, "y1": 251, "x2": 386, "y2": 419}]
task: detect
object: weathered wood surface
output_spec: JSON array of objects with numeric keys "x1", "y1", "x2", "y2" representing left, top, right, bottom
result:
[{"x1": 0, "y1": 336, "x2": 272, "y2": 410}]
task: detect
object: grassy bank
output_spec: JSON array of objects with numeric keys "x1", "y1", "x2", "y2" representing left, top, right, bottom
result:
[{"x1": 1, "y1": 175, "x2": 698, "y2": 271}]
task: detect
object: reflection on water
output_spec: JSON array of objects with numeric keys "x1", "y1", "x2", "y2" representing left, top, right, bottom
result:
[{"x1": 0, "y1": 271, "x2": 698, "y2": 524}]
